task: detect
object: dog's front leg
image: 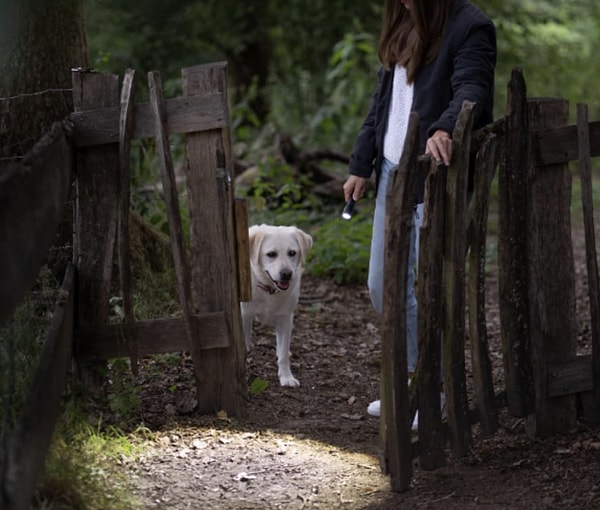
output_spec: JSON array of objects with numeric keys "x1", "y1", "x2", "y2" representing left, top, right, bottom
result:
[{"x1": 274, "y1": 314, "x2": 298, "y2": 387}]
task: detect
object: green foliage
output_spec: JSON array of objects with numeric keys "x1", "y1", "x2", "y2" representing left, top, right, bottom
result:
[
  {"x1": 132, "y1": 264, "x2": 179, "y2": 320},
  {"x1": 129, "y1": 137, "x2": 190, "y2": 238},
  {"x1": 486, "y1": 0, "x2": 600, "y2": 119},
  {"x1": 303, "y1": 32, "x2": 380, "y2": 150},
  {"x1": 306, "y1": 202, "x2": 374, "y2": 285}
]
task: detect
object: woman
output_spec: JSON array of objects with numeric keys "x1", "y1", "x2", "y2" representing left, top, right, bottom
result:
[{"x1": 342, "y1": 0, "x2": 496, "y2": 420}]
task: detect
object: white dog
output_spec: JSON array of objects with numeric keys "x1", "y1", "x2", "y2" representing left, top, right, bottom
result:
[{"x1": 241, "y1": 224, "x2": 313, "y2": 387}]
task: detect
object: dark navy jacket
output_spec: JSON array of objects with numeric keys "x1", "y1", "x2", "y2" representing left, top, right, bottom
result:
[{"x1": 348, "y1": 0, "x2": 497, "y2": 202}]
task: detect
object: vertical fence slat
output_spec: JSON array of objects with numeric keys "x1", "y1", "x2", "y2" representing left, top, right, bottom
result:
[
  {"x1": 182, "y1": 62, "x2": 246, "y2": 417},
  {"x1": 72, "y1": 70, "x2": 120, "y2": 383},
  {"x1": 416, "y1": 158, "x2": 447, "y2": 470},
  {"x1": 147, "y1": 70, "x2": 199, "y2": 394},
  {"x1": 380, "y1": 112, "x2": 420, "y2": 491},
  {"x1": 467, "y1": 134, "x2": 499, "y2": 435},
  {"x1": 117, "y1": 69, "x2": 138, "y2": 375},
  {"x1": 498, "y1": 68, "x2": 534, "y2": 417},
  {"x1": 525, "y1": 97, "x2": 577, "y2": 438},
  {"x1": 576, "y1": 103, "x2": 600, "y2": 424},
  {"x1": 443, "y1": 100, "x2": 474, "y2": 457}
]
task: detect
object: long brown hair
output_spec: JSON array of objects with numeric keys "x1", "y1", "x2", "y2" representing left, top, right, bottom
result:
[{"x1": 378, "y1": 0, "x2": 454, "y2": 83}]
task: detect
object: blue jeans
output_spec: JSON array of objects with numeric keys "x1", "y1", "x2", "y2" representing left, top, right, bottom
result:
[{"x1": 368, "y1": 157, "x2": 423, "y2": 373}]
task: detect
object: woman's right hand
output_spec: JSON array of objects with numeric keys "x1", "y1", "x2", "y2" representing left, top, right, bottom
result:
[{"x1": 343, "y1": 175, "x2": 368, "y2": 202}]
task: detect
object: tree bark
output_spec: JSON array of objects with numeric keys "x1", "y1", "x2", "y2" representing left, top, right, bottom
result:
[{"x1": 0, "y1": 0, "x2": 88, "y2": 159}]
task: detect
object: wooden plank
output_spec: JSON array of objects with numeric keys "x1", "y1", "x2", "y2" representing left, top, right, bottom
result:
[
  {"x1": 70, "y1": 93, "x2": 227, "y2": 147},
  {"x1": 76, "y1": 312, "x2": 230, "y2": 360},
  {"x1": 3, "y1": 264, "x2": 75, "y2": 510},
  {"x1": 534, "y1": 119, "x2": 600, "y2": 166},
  {"x1": 442, "y1": 101, "x2": 474, "y2": 457},
  {"x1": 497, "y1": 68, "x2": 535, "y2": 417},
  {"x1": 525, "y1": 97, "x2": 578, "y2": 438},
  {"x1": 183, "y1": 61, "x2": 246, "y2": 417},
  {"x1": 0, "y1": 121, "x2": 73, "y2": 327},
  {"x1": 467, "y1": 134, "x2": 499, "y2": 436},
  {"x1": 416, "y1": 158, "x2": 447, "y2": 471},
  {"x1": 235, "y1": 198, "x2": 252, "y2": 302},
  {"x1": 547, "y1": 355, "x2": 593, "y2": 397},
  {"x1": 576, "y1": 103, "x2": 600, "y2": 423},
  {"x1": 147, "y1": 71, "x2": 198, "y2": 368},
  {"x1": 117, "y1": 69, "x2": 138, "y2": 375},
  {"x1": 380, "y1": 111, "x2": 419, "y2": 491}
]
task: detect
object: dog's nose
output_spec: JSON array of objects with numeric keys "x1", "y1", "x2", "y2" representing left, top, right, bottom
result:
[{"x1": 280, "y1": 269, "x2": 292, "y2": 281}]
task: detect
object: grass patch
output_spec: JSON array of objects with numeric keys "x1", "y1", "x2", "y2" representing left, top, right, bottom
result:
[{"x1": 36, "y1": 405, "x2": 144, "y2": 509}]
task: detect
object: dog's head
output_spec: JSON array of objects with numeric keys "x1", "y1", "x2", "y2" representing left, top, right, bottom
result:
[{"x1": 248, "y1": 224, "x2": 313, "y2": 292}]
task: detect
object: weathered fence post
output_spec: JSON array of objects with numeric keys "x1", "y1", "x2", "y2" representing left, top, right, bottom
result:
[
  {"x1": 416, "y1": 157, "x2": 447, "y2": 470},
  {"x1": 498, "y1": 68, "x2": 534, "y2": 417},
  {"x1": 525, "y1": 97, "x2": 578, "y2": 437},
  {"x1": 380, "y1": 112, "x2": 420, "y2": 491},
  {"x1": 72, "y1": 69, "x2": 120, "y2": 385},
  {"x1": 467, "y1": 133, "x2": 499, "y2": 435},
  {"x1": 181, "y1": 62, "x2": 246, "y2": 417},
  {"x1": 443, "y1": 101, "x2": 475, "y2": 456},
  {"x1": 575, "y1": 103, "x2": 600, "y2": 424}
]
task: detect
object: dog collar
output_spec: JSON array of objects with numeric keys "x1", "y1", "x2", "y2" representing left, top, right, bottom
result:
[{"x1": 257, "y1": 282, "x2": 280, "y2": 294}]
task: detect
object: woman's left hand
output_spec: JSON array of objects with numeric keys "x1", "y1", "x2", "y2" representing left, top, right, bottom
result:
[{"x1": 425, "y1": 130, "x2": 452, "y2": 166}]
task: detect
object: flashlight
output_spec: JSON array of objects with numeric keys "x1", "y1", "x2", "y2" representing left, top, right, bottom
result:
[{"x1": 341, "y1": 197, "x2": 356, "y2": 220}]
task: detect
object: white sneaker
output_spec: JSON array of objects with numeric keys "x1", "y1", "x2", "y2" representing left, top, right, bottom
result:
[
  {"x1": 367, "y1": 399, "x2": 380, "y2": 417},
  {"x1": 367, "y1": 392, "x2": 447, "y2": 426},
  {"x1": 412, "y1": 411, "x2": 419, "y2": 430},
  {"x1": 413, "y1": 393, "x2": 446, "y2": 430}
]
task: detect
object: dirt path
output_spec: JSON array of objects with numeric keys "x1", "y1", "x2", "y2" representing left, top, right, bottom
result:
[{"x1": 108, "y1": 272, "x2": 600, "y2": 509}]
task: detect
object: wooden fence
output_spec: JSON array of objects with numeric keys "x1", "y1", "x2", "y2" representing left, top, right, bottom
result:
[
  {"x1": 0, "y1": 61, "x2": 250, "y2": 509},
  {"x1": 0, "y1": 121, "x2": 75, "y2": 510},
  {"x1": 380, "y1": 67, "x2": 600, "y2": 491}
]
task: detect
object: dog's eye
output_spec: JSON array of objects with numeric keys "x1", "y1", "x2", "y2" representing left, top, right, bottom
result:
[
  {"x1": 266, "y1": 251, "x2": 277, "y2": 258},
  {"x1": 288, "y1": 250, "x2": 297, "y2": 257}
]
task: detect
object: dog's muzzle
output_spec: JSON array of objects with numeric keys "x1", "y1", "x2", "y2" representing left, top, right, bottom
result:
[{"x1": 263, "y1": 269, "x2": 292, "y2": 292}]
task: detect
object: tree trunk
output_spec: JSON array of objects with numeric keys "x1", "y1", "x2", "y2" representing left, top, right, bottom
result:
[{"x1": 0, "y1": 0, "x2": 88, "y2": 159}]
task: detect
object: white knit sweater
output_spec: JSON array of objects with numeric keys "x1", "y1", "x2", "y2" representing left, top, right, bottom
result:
[{"x1": 383, "y1": 65, "x2": 414, "y2": 165}]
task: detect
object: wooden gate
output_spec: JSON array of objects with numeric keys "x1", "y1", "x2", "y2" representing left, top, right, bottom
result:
[{"x1": 70, "y1": 62, "x2": 250, "y2": 416}]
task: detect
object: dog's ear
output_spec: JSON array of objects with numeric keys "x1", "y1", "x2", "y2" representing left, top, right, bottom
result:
[
  {"x1": 294, "y1": 228, "x2": 313, "y2": 264},
  {"x1": 248, "y1": 225, "x2": 266, "y2": 265}
]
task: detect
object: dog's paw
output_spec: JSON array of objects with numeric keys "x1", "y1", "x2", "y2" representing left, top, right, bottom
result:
[{"x1": 279, "y1": 374, "x2": 300, "y2": 387}]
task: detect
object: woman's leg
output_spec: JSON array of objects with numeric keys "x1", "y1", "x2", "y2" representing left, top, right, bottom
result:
[
  {"x1": 368, "y1": 158, "x2": 422, "y2": 346},
  {"x1": 405, "y1": 202, "x2": 424, "y2": 373},
  {"x1": 367, "y1": 159, "x2": 393, "y2": 315}
]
